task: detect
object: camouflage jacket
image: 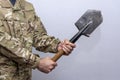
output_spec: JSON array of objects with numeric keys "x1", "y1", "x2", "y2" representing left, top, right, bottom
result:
[{"x1": 0, "y1": 0, "x2": 60, "y2": 80}]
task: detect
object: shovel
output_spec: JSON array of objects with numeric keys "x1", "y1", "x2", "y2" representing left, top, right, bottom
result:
[{"x1": 52, "y1": 9, "x2": 103, "y2": 62}]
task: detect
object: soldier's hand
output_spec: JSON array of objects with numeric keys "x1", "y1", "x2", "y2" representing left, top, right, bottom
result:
[
  {"x1": 37, "y1": 57, "x2": 57, "y2": 73},
  {"x1": 58, "y1": 39, "x2": 76, "y2": 55}
]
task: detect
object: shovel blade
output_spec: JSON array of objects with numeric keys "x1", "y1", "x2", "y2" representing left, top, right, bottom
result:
[{"x1": 75, "y1": 9, "x2": 103, "y2": 37}]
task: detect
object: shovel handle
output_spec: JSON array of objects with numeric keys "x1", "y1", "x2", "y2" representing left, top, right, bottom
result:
[{"x1": 52, "y1": 50, "x2": 64, "y2": 62}]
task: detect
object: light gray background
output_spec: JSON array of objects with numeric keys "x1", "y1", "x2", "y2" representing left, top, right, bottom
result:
[{"x1": 27, "y1": 0, "x2": 120, "y2": 80}]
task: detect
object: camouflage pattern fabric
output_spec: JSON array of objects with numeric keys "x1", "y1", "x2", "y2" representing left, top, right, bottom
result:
[{"x1": 0, "y1": 0, "x2": 60, "y2": 80}]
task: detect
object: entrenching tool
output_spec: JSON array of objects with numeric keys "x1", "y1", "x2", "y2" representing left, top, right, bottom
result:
[{"x1": 52, "y1": 10, "x2": 103, "y2": 62}]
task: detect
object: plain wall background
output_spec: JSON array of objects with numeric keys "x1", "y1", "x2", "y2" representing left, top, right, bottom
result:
[{"x1": 27, "y1": 0, "x2": 120, "y2": 80}]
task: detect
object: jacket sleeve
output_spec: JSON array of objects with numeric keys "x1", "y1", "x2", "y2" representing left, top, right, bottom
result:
[
  {"x1": 0, "y1": 20, "x2": 40, "y2": 69},
  {"x1": 32, "y1": 15, "x2": 60, "y2": 53}
]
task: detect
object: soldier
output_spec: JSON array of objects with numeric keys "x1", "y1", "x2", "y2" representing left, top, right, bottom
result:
[{"x1": 0, "y1": 0, "x2": 75, "y2": 80}]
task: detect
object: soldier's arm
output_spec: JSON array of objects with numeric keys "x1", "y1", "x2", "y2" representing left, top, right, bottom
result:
[
  {"x1": 27, "y1": 1, "x2": 74, "y2": 54},
  {"x1": 32, "y1": 16, "x2": 60, "y2": 53},
  {"x1": 0, "y1": 20, "x2": 40, "y2": 69}
]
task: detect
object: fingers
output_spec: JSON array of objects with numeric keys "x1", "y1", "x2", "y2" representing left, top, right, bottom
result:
[
  {"x1": 62, "y1": 45, "x2": 72, "y2": 55},
  {"x1": 37, "y1": 57, "x2": 57, "y2": 74},
  {"x1": 46, "y1": 61, "x2": 57, "y2": 73},
  {"x1": 58, "y1": 39, "x2": 76, "y2": 55},
  {"x1": 64, "y1": 39, "x2": 76, "y2": 48},
  {"x1": 49, "y1": 63, "x2": 57, "y2": 71}
]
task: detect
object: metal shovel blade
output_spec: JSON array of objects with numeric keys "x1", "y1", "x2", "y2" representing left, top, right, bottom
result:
[{"x1": 75, "y1": 9, "x2": 103, "y2": 37}]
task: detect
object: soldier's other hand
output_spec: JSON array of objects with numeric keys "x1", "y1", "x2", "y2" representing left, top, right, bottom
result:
[
  {"x1": 37, "y1": 57, "x2": 57, "y2": 74},
  {"x1": 58, "y1": 39, "x2": 76, "y2": 55}
]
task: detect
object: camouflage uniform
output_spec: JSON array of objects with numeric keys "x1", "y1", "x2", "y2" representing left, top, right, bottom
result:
[{"x1": 0, "y1": 0, "x2": 60, "y2": 80}]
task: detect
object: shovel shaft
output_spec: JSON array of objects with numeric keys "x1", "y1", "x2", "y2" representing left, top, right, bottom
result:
[{"x1": 52, "y1": 50, "x2": 64, "y2": 62}]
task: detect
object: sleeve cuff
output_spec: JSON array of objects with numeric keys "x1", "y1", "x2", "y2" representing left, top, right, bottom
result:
[
  {"x1": 32, "y1": 56, "x2": 40, "y2": 69},
  {"x1": 51, "y1": 38, "x2": 61, "y2": 53}
]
